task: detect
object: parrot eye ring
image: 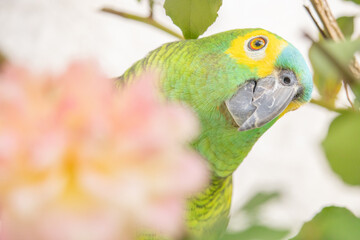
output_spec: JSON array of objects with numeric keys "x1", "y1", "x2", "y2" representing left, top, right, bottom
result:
[
  {"x1": 279, "y1": 70, "x2": 297, "y2": 86},
  {"x1": 248, "y1": 36, "x2": 267, "y2": 51}
]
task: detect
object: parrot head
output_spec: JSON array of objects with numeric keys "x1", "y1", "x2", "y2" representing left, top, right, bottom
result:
[
  {"x1": 221, "y1": 29, "x2": 312, "y2": 131},
  {"x1": 181, "y1": 28, "x2": 313, "y2": 176}
]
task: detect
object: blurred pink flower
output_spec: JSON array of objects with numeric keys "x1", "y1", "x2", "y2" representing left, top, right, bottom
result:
[{"x1": 0, "y1": 62, "x2": 209, "y2": 240}]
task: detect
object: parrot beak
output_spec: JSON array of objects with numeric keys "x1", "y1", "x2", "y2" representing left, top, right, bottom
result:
[{"x1": 225, "y1": 70, "x2": 302, "y2": 131}]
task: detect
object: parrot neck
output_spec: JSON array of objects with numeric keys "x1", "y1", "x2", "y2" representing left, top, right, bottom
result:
[
  {"x1": 193, "y1": 116, "x2": 275, "y2": 178},
  {"x1": 186, "y1": 116, "x2": 274, "y2": 237},
  {"x1": 186, "y1": 174, "x2": 233, "y2": 238}
]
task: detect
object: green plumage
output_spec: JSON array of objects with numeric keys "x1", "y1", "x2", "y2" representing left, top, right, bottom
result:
[{"x1": 120, "y1": 29, "x2": 312, "y2": 239}]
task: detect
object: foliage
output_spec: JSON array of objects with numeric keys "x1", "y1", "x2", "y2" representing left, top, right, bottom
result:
[
  {"x1": 309, "y1": 11, "x2": 360, "y2": 187},
  {"x1": 221, "y1": 191, "x2": 289, "y2": 240},
  {"x1": 322, "y1": 112, "x2": 360, "y2": 185},
  {"x1": 223, "y1": 226, "x2": 289, "y2": 240},
  {"x1": 336, "y1": 16, "x2": 355, "y2": 39},
  {"x1": 343, "y1": 0, "x2": 360, "y2": 5},
  {"x1": 291, "y1": 207, "x2": 360, "y2": 240},
  {"x1": 309, "y1": 39, "x2": 360, "y2": 106},
  {"x1": 241, "y1": 192, "x2": 280, "y2": 223},
  {"x1": 164, "y1": 0, "x2": 222, "y2": 39},
  {"x1": 297, "y1": 1, "x2": 360, "y2": 239}
]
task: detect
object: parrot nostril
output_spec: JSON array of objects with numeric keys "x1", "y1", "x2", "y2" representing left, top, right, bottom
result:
[{"x1": 252, "y1": 80, "x2": 257, "y2": 93}]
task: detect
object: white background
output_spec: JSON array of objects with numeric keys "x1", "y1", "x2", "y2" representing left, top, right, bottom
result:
[{"x1": 0, "y1": 0, "x2": 360, "y2": 237}]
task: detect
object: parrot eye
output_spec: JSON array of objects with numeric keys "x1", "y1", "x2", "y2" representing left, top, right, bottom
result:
[{"x1": 248, "y1": 37, "x2": 267, "y2": 51}]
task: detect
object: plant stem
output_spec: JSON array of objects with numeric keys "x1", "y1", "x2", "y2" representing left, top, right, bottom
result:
[
  {"x1": 344, "y1": 82, "x2": 355, "y2": 110},
  {"x1": 101, "y1": 7, "x2": 184, "y2": 40},
  {"x1": 149, "y1": 0, "x2": 154, "y2": 18},
  {"x1": 310, "y1": 99, "x2": 350, "y2": 114},
  {"x1": 309, "y1": 0, "x2": 343, "y2": 41},
  {"x1": 304, "y1": 33, "x2": 358, "y2": 86},
  {"x1": 303, "y1": 4, "x2": 328, "y2": 39},
  {"x1": 309, "y1": 0, "x2": 360, "y2": 78}
]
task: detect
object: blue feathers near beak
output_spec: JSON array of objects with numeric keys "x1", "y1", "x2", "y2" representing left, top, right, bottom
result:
[{"x1": 226, "y1": 70, "x2": 301, "y2": 131}]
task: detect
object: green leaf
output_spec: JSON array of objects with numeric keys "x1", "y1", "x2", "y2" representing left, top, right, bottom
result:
[
  {"x1": 223, "y1": 225, "x2": 289, "y2": 240},
  {"x1": 323, "y1": 39, "x2": 360, "y2": 66},
  {"x1": 322, "y1": 112, "x2": 360, "y2": 185},
  {"x1": 291, "y1": 207, "x2": 360, "y2": 240},
  {"x1": 164, "y1": 0, "x2": 222, "y2": 39},
  {"x1": 344, "y1": 0, "x2": 360, "y2": 5},
  {"x1": 241, "y1": 192, "x2": 280, "y2": 215},
  {"x1": 309, "y1": 43, "x2": 342, "y2": 106},
  {"x1": 309, "y1": 39, "x2": 360, "y2": 104},
  {"x1": 336, "y1": 16, "x2": 355, "y2": 39}
]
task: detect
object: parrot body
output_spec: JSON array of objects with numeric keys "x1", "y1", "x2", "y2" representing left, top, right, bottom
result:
[{"x1": 120, "y1": 29, "x2": 312, "y2": 239}]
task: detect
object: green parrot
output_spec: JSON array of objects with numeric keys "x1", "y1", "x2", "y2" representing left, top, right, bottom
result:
[{"x1": 119, "y1": 28, "x2": 313, "y2": 239}]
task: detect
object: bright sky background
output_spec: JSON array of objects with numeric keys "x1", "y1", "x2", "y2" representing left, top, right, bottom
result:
[{"x1": 0, "y1": 0, "x2": 360, "y2": 237}]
